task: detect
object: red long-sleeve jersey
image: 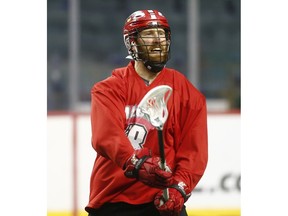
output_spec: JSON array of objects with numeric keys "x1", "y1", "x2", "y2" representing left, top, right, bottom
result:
[{"x1": 85, "y1": 61, "x2": 208, "y2": 211}]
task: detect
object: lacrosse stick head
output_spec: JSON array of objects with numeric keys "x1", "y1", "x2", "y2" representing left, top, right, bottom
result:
[{"x1": 137, "y1": 85, "x2": 172, "y2": 130}]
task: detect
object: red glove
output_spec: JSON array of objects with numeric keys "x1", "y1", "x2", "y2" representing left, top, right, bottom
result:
[
  {"x1": 124, "y1": 148, "x2": 173, "y2": 189},
  {"x1": 154, "y1": 181, "x2": 191, "y2": 216}
]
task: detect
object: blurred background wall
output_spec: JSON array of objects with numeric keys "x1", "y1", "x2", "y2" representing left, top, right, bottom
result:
[{"x1": 47, "y1": 0, "x2": 240, "y2": 112}]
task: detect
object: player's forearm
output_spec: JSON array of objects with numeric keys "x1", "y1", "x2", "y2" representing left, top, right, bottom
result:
[
  {"x1": 173, "y1": 169, "x2": 203, "y2": 193},
  {"x1": 91, "y1": 92, "x2": 134, "y2": 168},
  {"x1": 173, "y1": 132, "x2": 208, "y2": 192},
  {"x1": 91, "y1": 134, "x2": 133, "y2": 168},
  {"x1": 173, "y1": 98, "x2": 208, "y2": 193},
  {"x1": 91, "y1": 114, "x2": 134, "y2": 168}
]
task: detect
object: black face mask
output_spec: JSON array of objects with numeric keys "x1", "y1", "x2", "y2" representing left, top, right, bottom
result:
[
  {"x1": 144, "y1": 61, "x2": 166, "y2": 73},
  {"x1": 127, "y1": 26, "x2": 171, "y2": 73}
]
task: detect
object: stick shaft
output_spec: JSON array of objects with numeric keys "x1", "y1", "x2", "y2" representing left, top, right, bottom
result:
[
  {"x1": 157, "y1": 129, "x2": 166, "y2": 169},
  {"x1": 157, "y1": 129, "x2": 169, "y2": 201}
]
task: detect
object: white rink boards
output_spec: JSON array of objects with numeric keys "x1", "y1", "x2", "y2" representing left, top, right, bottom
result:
[{"x1": 47, "y1": 113, "x2": 240, "y2": 215}]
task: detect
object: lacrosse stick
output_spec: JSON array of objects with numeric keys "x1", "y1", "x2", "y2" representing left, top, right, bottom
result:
[{"x1": 137, "y1": 85, "x2": 172, "y2": 201}]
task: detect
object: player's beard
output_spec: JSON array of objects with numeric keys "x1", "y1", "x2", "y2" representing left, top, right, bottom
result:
[
  {"x1": 137, "y1": 44, "x2": 169, "y2": 65},
  {"x1": 133, "y1": 38, "x2": 170, "y2": 73}
]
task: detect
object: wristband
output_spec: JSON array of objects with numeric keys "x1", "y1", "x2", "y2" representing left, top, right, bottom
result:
[
  {"x1": 124, "y1": 154, "x2": 150, "y2": 178},
  {"x1": 170, "y1": 181, "x2": 191, "y2": 201}
]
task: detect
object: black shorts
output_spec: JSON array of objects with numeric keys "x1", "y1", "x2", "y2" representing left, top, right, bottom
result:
[{"x1": 87, "y1": 202, "x2": 188, "y2": 216}]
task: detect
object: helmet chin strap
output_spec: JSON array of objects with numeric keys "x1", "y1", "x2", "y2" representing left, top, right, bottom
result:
[{"x1": 144, "y1": 61, "x2": 166, "y2": 73}]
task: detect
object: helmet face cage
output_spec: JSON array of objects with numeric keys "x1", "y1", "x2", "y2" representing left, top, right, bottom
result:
[
  {"x1": 123, "y1": 10, "x2": 171, "y2": 71},
  {"x1": 128, "y1": 26, "x2": 171, "y2": 63}
]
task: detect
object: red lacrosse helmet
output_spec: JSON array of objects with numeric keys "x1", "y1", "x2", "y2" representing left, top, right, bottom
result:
[{"x1": 123, "y1": 10, "x2": 171, "y2": 73}]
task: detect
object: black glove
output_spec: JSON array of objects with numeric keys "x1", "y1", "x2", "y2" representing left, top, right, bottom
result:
[{"x1": 124, "y1": 148, "x2": 173, "y2": 189}]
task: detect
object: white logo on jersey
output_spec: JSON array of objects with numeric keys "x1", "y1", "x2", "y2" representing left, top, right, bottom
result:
[{"x1": 125, "y1": 105, "x2": 153, "y2": 149}]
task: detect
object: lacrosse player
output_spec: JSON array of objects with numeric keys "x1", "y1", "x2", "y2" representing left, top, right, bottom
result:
[{"x1": 85, "y1": 10, "x2": 208, "y2": 216}]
